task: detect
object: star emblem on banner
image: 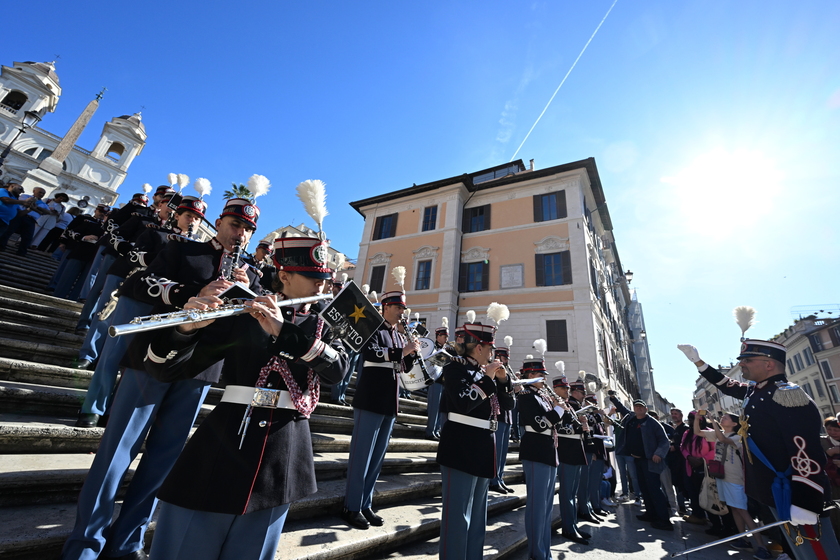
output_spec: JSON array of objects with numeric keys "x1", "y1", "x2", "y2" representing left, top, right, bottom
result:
[{"x1": 349, "y1": 305, "x2": 366, "y2": 323}]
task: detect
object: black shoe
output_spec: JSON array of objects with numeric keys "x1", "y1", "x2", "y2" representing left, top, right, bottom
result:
[
  {"x1": 577, "y1": 514, "x2": 600, "y2": 524},
  {"x1": 498, "y1": 481, "x2": 513, "y2": 493},
  {"x1": 560, "y1": 531, "x2": 590, "y2": 545},
  {"x1": 489, "y1": 484, "x2": 509, "y2": 494},
  {"x1": 361, "y1": 508, "x2": 384, "y2": 526},
  {"x1": 341, "y1": 507, "x2": 370, "y2": 530},
  {"x1": 104, "y1": 550, "x2": 149, "y2": 560},
  {"x1": 97, "y1": 415, "x2": 109, "y2": 428},
  {"x1": 425, "y1": 434, "x2": 440, "y2": 441},
  {"x1": 577, "y1": 530, "x2": 592, "y2": 539},
  {"x1": 75, "y1": 359, "x2": 94, "y2": 370},
  {"x1": 636, "y1": 513, "x2": 656, "y2": 522},
  {"x1": 652, "y1": 520, "x2": 674, "y2": 531},
  {"x1": 75, "y1": 413, "x2": 100, "y2": 428},
  {"x1": 592, "y1": 508, "x2": 609, "y2": 517}
]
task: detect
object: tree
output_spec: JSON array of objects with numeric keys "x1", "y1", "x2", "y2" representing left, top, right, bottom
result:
[{"x1": 223, "y1": 183, "x2": 251, "y2": 200}]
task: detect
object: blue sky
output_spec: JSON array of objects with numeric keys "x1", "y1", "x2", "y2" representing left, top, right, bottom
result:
[{"x1": 6, "y1": 1, "x2": 840, "y2": 411}]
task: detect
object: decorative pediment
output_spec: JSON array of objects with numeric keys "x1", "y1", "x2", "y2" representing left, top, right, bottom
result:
[
  {"x1": 534, "y1": 236, "x2": 570, "y2": 254},
  {"x1": 413, "y1": 245, "x2": 439, "y2": 260},
  {"x1": 369, "y1": 252, "x2": 392, "y2": 265},
  {"x1": 461, "y1": 246, "x2": 490, "y2": 262}
]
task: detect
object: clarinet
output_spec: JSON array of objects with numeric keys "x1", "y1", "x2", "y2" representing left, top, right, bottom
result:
[{"x1": 222, "y1": 242, "x2": 244, "y2": 281}]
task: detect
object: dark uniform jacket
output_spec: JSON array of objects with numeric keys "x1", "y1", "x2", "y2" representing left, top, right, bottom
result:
[
  {"x1": 557, "y1": 396, "x2": 587, "y2": 466},
  {"x1": 518, "y1": 386, "x2": 565, "y2": 467},
  {"x1": 436, "y1": 357, "x2": 515, "y2": 478},
  {"x1": 62, "y1": 215, "x2": 105, "y2": 262},
  {"x1": 144, "y1": 298, "x2": 348, "y2": 515},
  {"x1": 100, "y1": 203, "x2": 155, "y2": 257},
  {"x1": 107, "y1": 220, "x2": 173, "y2": 279},
  {"x1": 582, "y1": 409, "x2": 607, "y2": 461},
  {"x1": 699, "y1": 364, "x2": 830, "y2": 514},
  {"x1": 352, "y1": 321, "x2": 415, "y2": 417}
]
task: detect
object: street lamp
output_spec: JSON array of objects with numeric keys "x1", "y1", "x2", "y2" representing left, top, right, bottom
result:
[
  {"x1": 624, "y1": 270, "x2": 634, "y2": 283},
  {"x1": 0, "y1": 110, "x2": 42, "y2": 171}
]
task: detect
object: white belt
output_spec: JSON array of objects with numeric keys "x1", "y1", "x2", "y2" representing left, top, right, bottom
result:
[
  {"x1": 448, "y1": 412, "x2": 497, "y2": 432},
  {"x1": 557, "y1": 433, "x2": 582, "y2": 440},
  {"x1": 525, "y1": 426, "x2": 552, "y2": 435},
  {"x1": 363, "y1": 361, "x2": 396, "y2": 369},
  {"x1": 220, "y1": 385, "x2": 297, "y2": 410}
]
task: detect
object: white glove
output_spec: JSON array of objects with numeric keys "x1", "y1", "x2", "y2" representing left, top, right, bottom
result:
[
  {"x1": 789, "y1": 505, "x2": 819, "y2": 526},
  {"x1": 677, "y1": 344, "x2": 701, "y2": 363}
]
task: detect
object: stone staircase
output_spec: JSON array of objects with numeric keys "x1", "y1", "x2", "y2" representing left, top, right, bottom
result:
[{"x1": 0, "y1": 248, "x2": 543, "y2": 560}]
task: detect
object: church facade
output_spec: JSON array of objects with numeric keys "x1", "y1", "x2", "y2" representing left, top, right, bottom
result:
[{"x1": 0, "y1": 60, "x2": 145, "y2": 209}]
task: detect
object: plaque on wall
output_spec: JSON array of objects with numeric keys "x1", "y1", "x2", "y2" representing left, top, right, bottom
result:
[{"x1": 500, "y1": 264, "x2": 524, "y2": 289}]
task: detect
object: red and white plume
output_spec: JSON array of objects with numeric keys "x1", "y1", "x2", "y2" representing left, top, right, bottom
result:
[
  {"x1": 295, "y1": 179, "x2": 327, "y2": 237},
  {"x1": 391, "y1": 266, "x2": 406, "y2": 288},
  {"x1": 193, "y1": 178, "x2": 212, "y2": 199},
  {"x1": 248, "y1": 174, "x2": 271, "y2": 200},
  {"x1": 486, "y1": 302, "x2": 510, "y2": 326},
  {"x1": 142, "y1": 183, "x2": 153, "y2": 194},
  {"x1": 734, "y1": 306, "x2": 756, "y2": 339},
  {"x1": 176, "y1": 174, "x2": 190, "y2": 191}
]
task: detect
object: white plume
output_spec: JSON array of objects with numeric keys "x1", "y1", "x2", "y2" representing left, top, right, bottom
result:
[
  {"x1": 361, "y1": 284, "x2": 370, "y2": 295},
  {"x1": 295, "y1": 180, "x2": 327, "y2": 232},
  {"x1": 176, "y1": 174, "x2": 189, "y2": 190},
  {"x1": 334, "y1": 253, "x2": 346, "y2": 271},
  {"x1": 340, "y1": 273, "x2": 348, "y2": 283},
  {"x1": 248, "y1": 174, "x2": 271, "y2": 199},
  {"x1": 525, "y1": 354, "x2": 534, "y2": 360},
  {"x1": 734, "y1": 306, "x2": 757, "y2": 337},
  {"x1": 504, "y1": 335, "x2": 513, "y2": 347},
  {"x1": 555, "y1": 360, "x2": 565, "y2": 375},
  {"x1": 193, "y1": 178, "x2": 212, "y2": 198},
  {"x1": 369, "y1": 291, "x2": 378, "y2": 302},
  {"x1": 404, "y1": 308, "x2": 411, "y2": 319},
  {"x1": 142, "y1": 183, "x2": 152, "y2": 194},
  {"x1": 442, "y1": 317, "x2": 449, "y2": 328},
  {"x1": 167, "y1": 173, "x2": 178, "y2": 186},
  {"x1": 391, "y1": 266, "x2": 406, "y2": 288},
  {"x1": 578, "y1": 370, "x2": 586, "y2": 378},
  {"x1": 486, "y1": 302, "x2": 510, "y2": 325},
  {"x1": 534, "y1": 339, "x2": 547, "y2": 356},
  {"x1": 466, "y1": 310, "x2": 476, "y2": 323},
  {"x1": 414, "y1": 312, "x2": 420, "y2": 321}
]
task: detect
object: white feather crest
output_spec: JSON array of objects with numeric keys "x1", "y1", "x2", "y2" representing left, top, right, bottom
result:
[
  {"x1": 555, "y1": 360, "x2": 565, "y2": 375},
  {"x1": 369, "y1": 291, "x2": 378, "y2": 302},
  {"x1": 391, "y1": 266, "x2": 406, "y2": 288},
  {"x1": 193, "y1": 178, "x2": 212, "y2": 198},
  {"x1": 295, "y1": 180, "x2": 327, "y2": 232},
  {"x1": 340, "y1": 272, "x2": 348, "y2": 283},
  {"x1": 413, "y1": 312, "x2": 420, "y2": 322},
  {"x1": 525, "y1": 354, "x2": 534, "y2": 360},
  {"x1": 142, "y1": 183, "x2": 153, "y2": 193},
  {"x1": 534, "y1": 339, "x2": 547, "y2": 356},
  {"x1": 578, "y1": 370, "x2": 586, "y2": 378},
  {"x1": 176, "y1": 174, "x2": 189, "y2": 190},
  {"x1": 486, "y1": 302, "x2": 510, "y2": 325},
  {"x1": 334, "y1": 253, "x2": 346, "y2": 271},
  {"x1": 734, "y1": 306, "x2": 757, "y2": 336},
  {"x1": 248, "y1": 174, "x2": 271, "y2": 199},
  {"x1": 466, "y1": 310, "x2": 476, "y2": 323},
  {"x1": 361, "y1": 284, "x2": 370, "y2": 295},
  {"x1": 404, "y1": 308, "x2": 411, "y2": 318},
  {"x1": 442, "y1": 317, "x2": 449, "y2": 328},
  {"x1": 504, "y1": 335, "x2": 513, "y2": 347},
  {"x1": 167, "y1": 173, "x2": 177, "y2": 186}
]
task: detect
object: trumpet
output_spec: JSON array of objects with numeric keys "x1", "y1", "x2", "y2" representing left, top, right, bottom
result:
[{"x1": 108, "y1": 294, "x2": 332, "y2": 337}]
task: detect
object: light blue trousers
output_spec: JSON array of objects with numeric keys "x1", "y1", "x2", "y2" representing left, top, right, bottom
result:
[
  {"x1": 439, "y1": 465, "x2": 489, "y2": 560},
  {"x1": 523, "y1": 460, "x2": 557, "y2": 560},
  {"x1": 344, "y1": 408, "x2": 395, "y2": 511}
]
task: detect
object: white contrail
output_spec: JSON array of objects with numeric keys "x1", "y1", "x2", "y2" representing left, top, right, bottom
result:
[{"x1": 510, "y1": 0, "x2": 620, "y2": 162}]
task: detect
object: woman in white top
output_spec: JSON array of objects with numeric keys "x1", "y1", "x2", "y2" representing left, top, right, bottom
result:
[{"x1": 32, "y1": 194, "x2": 67, "y2": 247}]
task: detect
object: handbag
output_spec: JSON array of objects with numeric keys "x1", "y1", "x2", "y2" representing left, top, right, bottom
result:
[
  {"x1": 699, "y1": 460, "x2": 729, "y2": 516},
  {"x1": 707, "y1": 459, "x2": 725, "y2": 478}
]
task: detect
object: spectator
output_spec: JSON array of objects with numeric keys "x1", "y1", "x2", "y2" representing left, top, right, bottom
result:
[
  {"x1": 821, "y1": 417, "x2": 840, "y2": 539},
  {"x1": 31, "y1": 192, "x2": 69, "y2": 247},
  {"x1": 0, "y1": 186, "x2": 53, "y2": 256},
  {"x1": 0, "y1": 182, "x2": 28, "y2": 238},
  {"x1": 606, "y1": 397, "x2": 642, "y2": 504},
  {"x1": 681, "y1": 411, "x2": 721, "y2": 530},
  {"x1": 667, "y1": 408, "x2": 690, "y2": 515},
  {"x1": 53, "y1": 205, "x2": 108, "y2": 300},
  {"x1": 38, "y1": 207, "x2": 80, "y2": 253}
]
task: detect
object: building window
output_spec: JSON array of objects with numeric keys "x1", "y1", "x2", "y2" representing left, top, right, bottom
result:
[
  {"x1": 815, "y1": 379, "x2": 826, "y2": 399},
  {"x1": 0, "y1": 90, "x2": 27, "y2": 111},
  {"x1": 803, "y1": 347, "x2": 815, "y2": 366},
  {"x1": 787, "y1": 359, "x2": 795, "y2": 374},
  {"x1": 802, "y1": 382, "x2": 814, "y2": 399},
  {"x1": 809, "y1": 334, "x2": 824, "y2": 351},
  {"x1": 372, "y1": 213, "x2": 398, "y2": 240},
  {"x1": 822, "y1": 361, "x2": 834, "y2": 379},
  {"x1": 421, "y1": 206, "x2": 437, "y2": 231},
  {"x1": 369, "y1": 265, "x2": 385, "y2": 294},
  {"x1": 533, "y1": 191, "x2": 567, "y2": 222},
  {"x1": 463, "y1": 205, "x2": 491, "y2": 233},
  {"x1": 546, "y1": 320, "x2": 569, "y2": 352},
  {"x1": 793, "y1": 353, "x2": 804, "y2": 371},
  {"x1": 535, "y1": 251, "x2": 572, "y2": 286},
  {"x1": 106, "y1": 142, "x2": 125, "y2": 162},
  {"x1": 830, "y1": 385, "x2": 840, "y2": 404},
  {"x1": 459, "y1": 261, "x2": 489, "y2": 292},
  {"x1": 415, "y1": 260, "x2": 432, "y2": 290}
]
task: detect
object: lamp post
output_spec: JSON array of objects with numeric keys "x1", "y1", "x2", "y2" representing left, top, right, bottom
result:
[{"x1": 0, "y1": 110, "x2": 42, "y2": 171}]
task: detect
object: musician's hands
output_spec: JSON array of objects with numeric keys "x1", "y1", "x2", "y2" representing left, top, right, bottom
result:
[
  {"x1": 245, "y1": 294, "x2": 284, "y2": 337},
  {"x1": 177, "y1": 296, "x2": 224, "y2": 333},
  {"x1": 232, "y1": 264, "x2": 249, "y2": 285},
  {"x1": 198, "y1": 278, "x2": 234, "y2": 297},
  {"x1": 402, "y1": 339, "x2": 419, "y2": 357},
  {"x1": 485, "y1": 360, "x2": 506, "y2": 381}
]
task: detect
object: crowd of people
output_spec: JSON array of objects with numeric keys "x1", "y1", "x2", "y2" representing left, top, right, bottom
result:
[{"x1": 3, "y1": 177, "x2": 840, "y2": 560}]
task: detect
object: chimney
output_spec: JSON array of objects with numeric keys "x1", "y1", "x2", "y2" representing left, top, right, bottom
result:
[{"x1": 529, "y1": 159, "x2": 535, "y2": 171}]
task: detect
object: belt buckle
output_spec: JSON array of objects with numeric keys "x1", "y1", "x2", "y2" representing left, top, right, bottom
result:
[
  {"x1": 489, "y1": 419, "x2": 498, "y2": 432},
  {"x1": 252, "y1": 387, "x2": 280, "y2": 408}
]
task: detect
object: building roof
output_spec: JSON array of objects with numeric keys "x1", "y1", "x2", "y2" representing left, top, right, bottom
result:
[
  {"x1": 19, "y1": 61, "x2": 60, "y2": 86},
  {"x1": 116, "y1": 112, "x2": 146, "y2": 133}
]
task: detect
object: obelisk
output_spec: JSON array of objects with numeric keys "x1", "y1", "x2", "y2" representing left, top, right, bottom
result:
[{"x1": 21, "y1": 90, "x2": 103, "y2": 193}]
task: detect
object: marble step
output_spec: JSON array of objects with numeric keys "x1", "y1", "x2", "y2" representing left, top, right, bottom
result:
[
  {"x1": 0, "y1": 259, "x2": 55, "y2": 283},
  {"x1": 0, "y1": 249, "x2": 60, "y2": 275},
  {"x1": 0, "y1": 305, "x2": 78, "y2": 333},
  {"x1": 0, "y1": 337, "x2": 81, "y2": 367},
  {"x1": 0, "y1": 284, "x2": 83, "y2": 313},
  {"x1": 0, "y1": 319, "x2": 85, "y2": 349},
  {"x1": 0, "y1": 472, "x2": 527, "y2": 560},
  {"x1": 0, "y1": 358, "x2": 93, "y2": 390}
]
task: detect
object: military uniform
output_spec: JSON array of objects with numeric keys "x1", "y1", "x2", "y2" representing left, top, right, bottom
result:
[
  {"x1": 556, "y1": 390, "x2": 589, "y2": 540},
  {"x1": 53, "y1": 212, "x2": 106, "y2": 300}
]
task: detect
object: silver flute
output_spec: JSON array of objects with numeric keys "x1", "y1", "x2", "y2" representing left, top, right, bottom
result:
[{"x1": 108, "y1": 294, "x2": 332, "y2": 338}]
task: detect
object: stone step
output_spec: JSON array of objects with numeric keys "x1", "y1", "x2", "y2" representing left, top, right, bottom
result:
[
  {"x1": 0, "y1": 284, "x2": 83, "y2": 313},
  {"x1": 0, "y1": 320, "x2": 85, "y2": 349},
  {"x1": 0, "y1": 249, "x2": 60, "y2": 275},
  {"x1": 0, "y1": 473, "x2": 527, "y2": 560},
  {"x1": 0, "y1": 338, "x2": 80, "y2": 367},
  {"x1": 0, "y1": 358, "x2": 93, "y2": 389},
  {"x1": 0, "y1": 305, "x2": 78, "y2": 333},
  {"x1": 0, "y1": 259, "x2": 56, "y2": 283}
]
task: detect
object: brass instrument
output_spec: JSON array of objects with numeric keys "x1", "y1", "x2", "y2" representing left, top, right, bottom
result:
[{"x1": 108, "y1": 294, "x2": 332, "y2": 337}]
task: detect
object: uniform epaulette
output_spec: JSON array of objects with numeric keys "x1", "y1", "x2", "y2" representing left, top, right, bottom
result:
[
  {"x1": 772, "y1": 381, "x2": 812, "y2": 407},
  {"x1": 145, "y1": 223, "x2": 163, "y2": 230}
]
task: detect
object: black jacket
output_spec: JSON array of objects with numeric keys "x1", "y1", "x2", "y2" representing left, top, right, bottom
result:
[
  {"x1": 352, "y1": 321, "x2": 415, "y2": 417},
  {"x1": 518, "y1": 386, "x2": 566, "y2": 467}
]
